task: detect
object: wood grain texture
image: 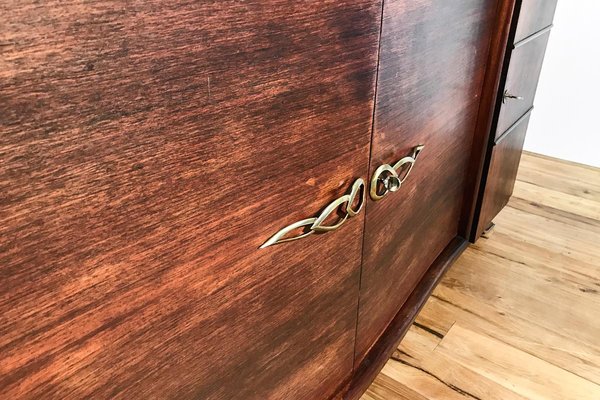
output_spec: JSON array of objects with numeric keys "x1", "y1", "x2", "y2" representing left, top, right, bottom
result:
[
  {"x1": 355, "y1": 0, "x2": 498, "y2": 365},
  {"x1": 367, "y1": 328, "x2": 532, "y2": 400},
  {"x1": 460, "y1": 0, "x2": 516, "y2": 239},
  {"x1": 513, "y1": 0, "x2": 559, "y2": 44},
  {"x1": 495, "y1": 30, "x2": 550, "y2": 138},
  {"x1": 364, "y1": 152, "x2": 600, "y2": 400},
  {"x1": 470, "y1": 0, "x2": 556, "y2": 240},
  {"x1": 477, "y1": 112, "x2": 531, "y2": 235},
  {"x1": 0, "y1": 1, "x2": 382, "y2": 399},
  {"x1": 344, "y1": 238, "x2": 467, "y2": 400}
]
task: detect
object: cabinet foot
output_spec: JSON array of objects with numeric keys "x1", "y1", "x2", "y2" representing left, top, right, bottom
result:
[{"x1": 482, "y1": 222, "x2": 496, "y2": 239}]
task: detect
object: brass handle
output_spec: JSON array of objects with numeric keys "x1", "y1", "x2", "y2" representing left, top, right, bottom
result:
[
  {"x1": 503, "y1": 89, "x2": 524, "y2": 103},
  {"x1": 370, "y1": 145, "x2": 424, "y2": 201},
  {"x1": 260, "y1": 178, "x2": 366, "y2": 248}
]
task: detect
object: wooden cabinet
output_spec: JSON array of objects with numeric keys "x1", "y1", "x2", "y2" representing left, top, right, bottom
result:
[
  {"x1": 473, "y1": 0, "x2": 557, "y2": 239},
  {"x1": 0, "y1": 0, "x2": 549, "y2": 398}
]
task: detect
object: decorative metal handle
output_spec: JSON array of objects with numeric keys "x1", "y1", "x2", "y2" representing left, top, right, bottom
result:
[
  {"x1": 503, "y1": 89, "x2": 524, "y2": 103},
  {"x1": 260, "y1": 178, "x2": 366, "y2": 248},
  {"x1": 370, "y1": 145, "x2": 424, "y2": 201}
]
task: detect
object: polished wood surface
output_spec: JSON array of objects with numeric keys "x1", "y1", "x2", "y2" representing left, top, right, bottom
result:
[
  {"x1": 356, "y1": 0, "x2": 498, "y2": 364},
  {"x1": 0, "y1": 2, "x2": 382, "y2": 398},
  {"x1": 363, "y1": 152, "x2": 600, "y2": 400},
  {"x1": 460, "y1": 0, "x2": 517, "y2": 239},
  {"x1": 477, "y1": 111, "x2": 531, "y2": 236},
  {"x1": 495, "y1": 31, "x2": 550, "y2": 138},
  {"x1": 471, "y1": 0, "x2": 556, "y2": 240},
  {"x1": 345, "y1": 238, "x2": 468, "y2": 400},
  {"x1": 514, "y1": 0, "x2": 559, "y2": 44}
]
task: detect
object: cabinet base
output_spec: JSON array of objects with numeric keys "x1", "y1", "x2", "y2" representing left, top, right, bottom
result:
[{"x1": 336, "y1": 236, "x2": 468, "y2": 400}]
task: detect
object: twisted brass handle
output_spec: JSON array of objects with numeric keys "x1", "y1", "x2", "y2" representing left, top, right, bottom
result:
[
  {"x1": 260, "y1": 178, "x2": 366, "y2": 248},
  {"x1": 370, "y1": 145, "x2": 424, "y2": 201}
]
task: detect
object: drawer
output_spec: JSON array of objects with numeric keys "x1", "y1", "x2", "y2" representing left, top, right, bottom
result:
[
  {"x1": 495, "y1": 29, "x2": 550, "y2": 139},
  {"x1": 514, "y1": 0, "x2": 558, "y2": 44},
  {"x1": 479, "y1": 110, "x2": 531, "y2": 234}
]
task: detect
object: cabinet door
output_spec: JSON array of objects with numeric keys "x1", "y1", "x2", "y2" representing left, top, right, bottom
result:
[
  {"x1": 0, "y1": 2, "x2": 381, "y2": 399},
  {"x1": 355, "y1": 0, "x2": 498, "y2": 363}
]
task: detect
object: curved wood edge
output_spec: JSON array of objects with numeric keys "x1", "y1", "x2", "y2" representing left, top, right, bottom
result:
[
  {"x1": 459, "y1": 0, "x2": 517, "y2": 242},
  {"x1": 337, "y1": 236, "x2": 469, "y2": 400}
]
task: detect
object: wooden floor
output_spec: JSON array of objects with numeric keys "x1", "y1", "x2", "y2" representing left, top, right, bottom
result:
[{"x1": 362, "y1": 152, "x2": 600, "y2": 400}]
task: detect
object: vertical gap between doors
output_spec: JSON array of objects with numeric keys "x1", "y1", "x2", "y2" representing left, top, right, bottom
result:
[{"x1": 351, "y1": 0, "x2": 387, "y2": 370}]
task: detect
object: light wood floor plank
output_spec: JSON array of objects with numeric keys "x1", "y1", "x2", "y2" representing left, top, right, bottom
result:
[
  {"x1": 363, "y1": 152, "x2": 600, "y2": 399},
  {"x1": 415, "y1": 293, "x2": 600, "y2": 384},
  {"x1": 473, "y1": 230, "x2": 600, "y2": 282},
  {"x1": 494, "y1": 207, "x2": 600, "y2": 265},
  {"x1": 501, "y1": 197, "x2": 600, "y2": 237},
  {"x1": 512, "y1": 180, "x2": 600, "y2": 221},
  {"x1": 361, "y1": 372, "x2": 429, "y2": 400},
  {"x1": 518, "y1": 152, "x2": 600, "y2": 199},
  {"x1": 431, "y1": 284, "x2": 600, "y2": 384},
  {"x1": 437, "y1": 324, "x2": 600, "y2": 400},
  {"x1": 392, "y1": 328, "x2": 530, "y2": 400}
]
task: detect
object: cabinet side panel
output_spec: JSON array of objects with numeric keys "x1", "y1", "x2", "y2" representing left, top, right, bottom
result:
[{"x1": 477, "y1": 113, "x2": 531, "y2": 234}]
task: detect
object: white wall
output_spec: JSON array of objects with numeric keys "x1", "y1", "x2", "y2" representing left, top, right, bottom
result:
[{"x1": 524, "y1": 0, "x2": 600, "y2": 168}]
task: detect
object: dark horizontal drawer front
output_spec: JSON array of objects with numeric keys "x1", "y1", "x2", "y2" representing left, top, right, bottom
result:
[
  {"x1": 479, "y1": 111, "x2": 531, "y2": 234},
  {"x1": 495, "y1": 30, "x2": 550, "y2": 139},
  {"x1": 514, "y1": 0, "x2": 558, "y2": 44}
]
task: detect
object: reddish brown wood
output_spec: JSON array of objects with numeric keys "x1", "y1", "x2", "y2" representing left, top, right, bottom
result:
[
  {"x1": 460, "y1": 0, "x2": 517, "y2": 239},
  {"x1": 495, "y1": 30, "x2": 551, "y2": 138},
  {"x1": 1, "y1": 1, "x2": 556, "y2": 398},
  {"x1": 354, "y1": 0, "x2": 499, "y2": 365},
  {"x1": 514, "y1": 0, "x2": 559, "y2": 43},
  {"x1": 343, "y1": 237, "x2": 468, "y2": 400},
  {"x1": 0, "y1": 1, "x2": 382, "y2": 398},
  {"x1": 477, "y1": 112, "x2": 531, "y2": 236}
]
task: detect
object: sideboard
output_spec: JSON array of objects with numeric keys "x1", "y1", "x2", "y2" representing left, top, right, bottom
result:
[{"x1": 0, "y1": 0, "x2": 556, "y2": 398}]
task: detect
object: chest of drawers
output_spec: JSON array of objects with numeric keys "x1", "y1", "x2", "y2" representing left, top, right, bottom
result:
[
  {"x1": 0, "y1": 1, "x2": 552, "y2": 398},
  {"x1": 473, "y1": 0, "x2": 558, "y2": 239}
]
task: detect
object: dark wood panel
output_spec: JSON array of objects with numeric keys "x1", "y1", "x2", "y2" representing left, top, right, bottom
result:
[
  {"x1": 355, "y1": 0, "x2": 498, "y2": 364},
  {"x1": 514, "y1": 0, "x2": 558, "y2": 44},
  {"x1": 460, "y1": 0, "x2": 517, "y2": 240},
  {"x1": 0, "y1": 1, "x2": 382, "y2": 399},
  {"x1": 477, "y1": 112, "x2": 531, "y2": 235},
  {"x1": 344, "y1": 237, "x2": 467, "y2": 400},
  {"x1": 496, "y1": 30, "x2": 550, "y2": 138}
]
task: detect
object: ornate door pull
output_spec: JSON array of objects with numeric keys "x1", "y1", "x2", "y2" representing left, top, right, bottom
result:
[
  {"x1": 260, "y1": 178, "x2": 366, "y2": 248},
  {"x1": 369, "y1": 145, "x2": 424, "y2": 201},
  {"x1": 261, "y1": 145, "x2": 423, "y2": 247}
]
